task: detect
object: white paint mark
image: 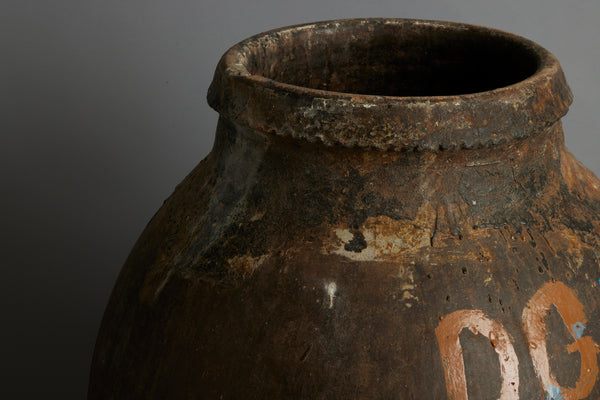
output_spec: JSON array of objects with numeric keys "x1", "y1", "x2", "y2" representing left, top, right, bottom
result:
[{"x1": 325, "y1": 281, "x2": 337, "y2": 309}]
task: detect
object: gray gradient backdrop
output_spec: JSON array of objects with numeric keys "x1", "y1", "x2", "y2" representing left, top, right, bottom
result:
[{"x1": 2, "y1": 0, "x2": 599, "y2": 398}]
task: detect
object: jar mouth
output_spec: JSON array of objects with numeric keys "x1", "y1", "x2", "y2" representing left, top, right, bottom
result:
[
  {"x1": 208, "y1": 18, "x2": 572, "y2": 151},
  {"x1": 239, "y1": 19, "x2": 540, "y2": 97}
]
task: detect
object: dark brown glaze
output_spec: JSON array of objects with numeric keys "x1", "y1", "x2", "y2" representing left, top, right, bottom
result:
[{"x1": 89, "y1": 19, "x2": 600, "y2": 399}]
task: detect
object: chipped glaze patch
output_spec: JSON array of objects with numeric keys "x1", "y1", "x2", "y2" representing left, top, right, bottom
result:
[
  {"x1": 543, "y1": 228, "x2": 590, "y2": 271},
  {"x1": 226, "y1": 254, "x2": 269, "y2": 276},
  {"x1": 249, "y1": 210, "x2": 266, "y2": 221},
  {"x1": 328, "y1": 215, "x2": 431, "y2": 261}
]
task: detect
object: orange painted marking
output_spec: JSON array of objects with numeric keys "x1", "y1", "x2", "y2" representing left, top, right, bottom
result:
[
  {"x1": 436, "y1": 309, "x2": 519, "y2": 400},
  {"x1": 523, "y1": 281, "x2": 599, "y2": 400}
]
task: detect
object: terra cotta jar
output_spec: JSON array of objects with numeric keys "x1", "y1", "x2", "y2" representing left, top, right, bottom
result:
[{"x1": 89, "y1": 19, "x2": 600, "y2": 400}]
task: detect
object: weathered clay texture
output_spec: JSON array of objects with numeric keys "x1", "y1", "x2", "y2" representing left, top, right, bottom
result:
[{"x1": 89, "y1": 19, "x2": 600, "y2": 400}]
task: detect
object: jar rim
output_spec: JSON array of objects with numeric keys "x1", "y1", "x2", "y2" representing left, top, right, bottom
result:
[{"x1": 208, "y1": 18, "x2": 573, "y2": 151}]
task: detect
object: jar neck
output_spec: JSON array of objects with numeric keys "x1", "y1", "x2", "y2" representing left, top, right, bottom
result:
[{"x1": 209, "y1": 116, "x2": 568, "y2": 239}]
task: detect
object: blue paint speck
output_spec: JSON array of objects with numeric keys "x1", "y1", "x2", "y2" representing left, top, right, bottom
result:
[
  {"x1": 546, "y1": 384, "x2": 565, "y2": 400},
  {"x1": 572, "y1": 322, "x2": 586, "y2": 339}
]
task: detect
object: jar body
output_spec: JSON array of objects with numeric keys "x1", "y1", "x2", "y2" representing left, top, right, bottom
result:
[
  {"x1": 89, "y1": 18, "x2": 600, "y2": 400},
  {"x1": 89, "y1": 117, "x2": 600, "y2": 399}
]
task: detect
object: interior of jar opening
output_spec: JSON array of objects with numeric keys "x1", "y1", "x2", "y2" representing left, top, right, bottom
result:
[{"x1": 243, "y1": 23, "x2": 541, "y2": 97}]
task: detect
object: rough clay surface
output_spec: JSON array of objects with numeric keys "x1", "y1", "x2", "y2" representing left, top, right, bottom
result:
[
  {"x1": 89, "y1": 18, "x2": 600, "y2": 400},
  {"x1": 89, "y1": 119, "x2": 600, "y2": 399}
]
